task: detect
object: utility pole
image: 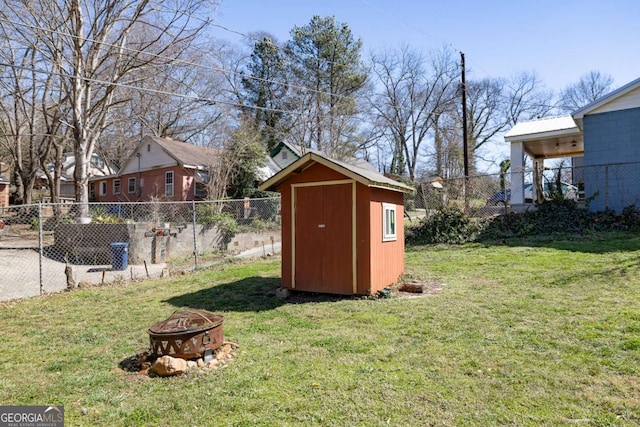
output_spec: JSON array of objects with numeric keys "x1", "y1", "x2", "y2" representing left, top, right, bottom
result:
[
  {"x1": 460, "y1": 52, "x2": 470, "y2": 212},
  {"x1": 460, "y1": 52, "x2": 469, "y2": 178}
]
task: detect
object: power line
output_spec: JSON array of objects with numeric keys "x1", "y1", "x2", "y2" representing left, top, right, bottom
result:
[
  {"x1": 0, "y1": 16, "x2": 355, "y2": 103},
  {"x1": 358, "y1": 0, "x2": 499, "y2": 82},
  {"x1": 0, "y1": 9, "x2": 554, "y2": 146},
  {"x1": 0, "y1": 60, "x2": 302, "y2": 116}
]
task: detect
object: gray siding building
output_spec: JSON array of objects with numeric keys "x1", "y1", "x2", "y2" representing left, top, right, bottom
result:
[{"x1": 506, "y1": 77, "x2": 640, "y2": 212}]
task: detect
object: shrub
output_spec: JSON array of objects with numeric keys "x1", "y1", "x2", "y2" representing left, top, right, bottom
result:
[
  {"x1": 406, "y1": 207, "x2": 479, "y2": 244},
  {"x1": 195, "y1": 204, "x2": 240, "y2": 250},
  {"x1": 407, "y1": 202, "x2": 640, "y2": 244},
  {"x1": 478, "y1": 201, "x2": 640, "y2": 241}
]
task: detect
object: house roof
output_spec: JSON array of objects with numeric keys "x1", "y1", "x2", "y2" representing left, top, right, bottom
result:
[
  {"x1": 149, "y1": 136, "x2": 219, "y2": 169},
  {"x1": 504, "y1": 115, "x2": 580, "y2": 141},
  {"x1": 256, "y1": 156, "x2": 282, "y2": 181},
  {"x1": 503, "y1": 115, "x2": 584, "y2": 159},
  {"x1": 573, "y1": 76, "x2": 640, "y2": 120},
  {"x1": 259, "y1": 150, "x2": 415, "y2": 194},
  {"x1": 269, "y1": 141, "x2": 305, "y2": 158}
]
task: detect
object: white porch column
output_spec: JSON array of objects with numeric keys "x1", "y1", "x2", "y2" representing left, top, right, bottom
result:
[{"x1": 510, "y1": 141, "x2": 525, "y2": 205}]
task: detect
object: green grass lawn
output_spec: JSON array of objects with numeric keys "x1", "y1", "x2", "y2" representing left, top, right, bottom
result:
[{"x1": 1, "y1": 232, "x2": 639, "y2": 426}]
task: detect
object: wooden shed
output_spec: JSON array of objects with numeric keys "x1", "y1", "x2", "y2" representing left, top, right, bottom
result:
[{"x1": 259, "y1": 151, "x2": 414, "y2": 296}]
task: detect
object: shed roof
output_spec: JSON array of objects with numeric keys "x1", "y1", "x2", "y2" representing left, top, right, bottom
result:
[
  {"x1": 259, "y1": 150, "x2": 414, "y2": 194},
  {"x1": 0, "y1": 174, "x2": 9, "y2": 184}
]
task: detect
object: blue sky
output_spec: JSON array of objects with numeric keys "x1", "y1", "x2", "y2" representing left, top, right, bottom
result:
[
  {"x1": 213, "y1": 0, "x2": 639, "y2": 92},
  {"x1": 211, "y1": 1, "x2": 639, "y2": 170}
]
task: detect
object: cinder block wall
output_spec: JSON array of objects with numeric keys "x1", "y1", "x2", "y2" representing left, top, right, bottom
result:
[{"x1": 54, "y1": 223, "x2": 281, "y2": 265}]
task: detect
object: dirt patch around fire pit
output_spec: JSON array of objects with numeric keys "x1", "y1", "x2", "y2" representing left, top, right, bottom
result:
[{"x1": 116, "y1": 341, "x2": 240, "y2": 378}]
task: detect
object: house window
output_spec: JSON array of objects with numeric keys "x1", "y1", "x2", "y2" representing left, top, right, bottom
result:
[
  {"x1": 128, "y1": 177, "x2": 136, "y2": 194},
  {"x1": 147, "y1": 144, "x2": 151, "y2": 152},
  {"x1": 195, "y1": 182, "x2": 207, "y2": 198},
  {"x1": 113, "y1": 179, "x2": 121, "y2": 195},
  {"x1": 99, "y1": 181, "x2": 107, "y2": 196},
  {"x1": 382, "y1": 203, "x2": 397, "y2": 242},
  {"x1": 282, "y1": 151, "x2": 288, "y2": 160},
  {"x1": 165, "y1": 171, "x2": 174, "y2": 198}
]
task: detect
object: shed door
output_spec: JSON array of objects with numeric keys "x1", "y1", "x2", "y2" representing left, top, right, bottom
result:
[{"x1": 294, "y1": 182, "x2": 354, "y2": 294}]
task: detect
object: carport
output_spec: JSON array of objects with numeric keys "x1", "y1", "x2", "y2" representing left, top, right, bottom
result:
[{"x1": 504, "y1": 115, "x2": 584, "y2": 206}]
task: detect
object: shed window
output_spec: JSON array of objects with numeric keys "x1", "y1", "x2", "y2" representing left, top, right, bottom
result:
[
  {"x1": 165, "y1": 171, "x2": 174, "y2": 198},
  {"x1": 382, "y1": 203, "x2": 397, "y2": 242},
  {"x1": 99, "y1": 181, "x2": 107, "y2": 196},
  {"x1": 113, "y1": 179, "x2": 121, "y2": 195}
]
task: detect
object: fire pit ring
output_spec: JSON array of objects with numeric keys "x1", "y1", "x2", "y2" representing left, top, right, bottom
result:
[{"x1": 148, "y1": 309, "x2": 224, "y2": 359}]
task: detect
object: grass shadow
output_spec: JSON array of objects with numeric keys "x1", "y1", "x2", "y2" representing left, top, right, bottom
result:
[
  {"x1": 477, "y1": 231, "x2": 640, "y2": 254},
  {"x1": 165, "y1": 276, "x2": 363, "y2": 312},
  {"x1": 165, "y1": 276, "x2": 284, "y2": 312}
]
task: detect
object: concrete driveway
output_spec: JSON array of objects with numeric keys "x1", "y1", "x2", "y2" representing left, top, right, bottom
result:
[
  {"x1": 0, "y1": 236, "x2": 281, "y2": 302},
  {"x1": 0, "y1": 236, "x2": 166, "y2": 302}
]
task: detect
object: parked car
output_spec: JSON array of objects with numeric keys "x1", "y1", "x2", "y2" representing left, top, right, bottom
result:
[{"x1": 487, "y1": 182, "x2": 578, "y2": 205}]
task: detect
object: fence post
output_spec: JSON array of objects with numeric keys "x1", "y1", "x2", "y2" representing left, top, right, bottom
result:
[
  {"x1": 605, "y1": 164, "x2": 609, "y2": 209},
  {"x1": 38, "y1": 202, "x2": 43, "y2": 296},
  {"x1": 192, "y1": 199, "x2": 198, "y2": 269}
]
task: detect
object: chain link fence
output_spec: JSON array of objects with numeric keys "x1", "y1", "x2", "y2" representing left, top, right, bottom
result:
[
  {"x1": 4, "y1": 161, "x2": 638, "y2": 301},
  {"x1": 404, "y1": 161, "x2": 640, "y2": 219},
  {"x1": 0, "y1": 197, "x2": 281, "y2": 301},
  {"x1": 404, "y1": 171, "x2": 514, "y2": 220}
]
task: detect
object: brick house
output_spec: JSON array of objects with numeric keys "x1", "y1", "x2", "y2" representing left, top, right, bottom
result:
[
  {"x1": 90, "y1": 135, "x2": 217, "y2": 202},
  {"x1": 0, "y1": 172, "x2": 9, "y2": 207}
]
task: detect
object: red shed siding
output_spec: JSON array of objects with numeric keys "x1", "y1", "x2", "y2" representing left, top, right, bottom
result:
[
  {"x1": 277, "y1": 162, "x2": 406, "y2": 295},
  {"x1": 280, "y1": 182, "x2": 293, "y2": 289},
  {"x1": 294, "y1": 182, "x2": 353, "y2": 294},
  {"x1": 278, "y1": 163, "x2": 355, "y2": 293},
  {"x1": 355, "y1": 183, "x2": 371, "y2": 294},
  {"x1": 369, "y1": 188, "x2": 405, "y2": 292}
]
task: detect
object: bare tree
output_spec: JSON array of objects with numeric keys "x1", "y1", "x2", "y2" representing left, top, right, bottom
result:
[
  {"x1": 559, "y1": 70, "x2": 614, "y2": 112},
  {"x1": 438, "y1": 71, "x2": 551, "y2": 176},
  {"x1": 100, "y1": 44, "x2": 229, "y2": 168},
  {"x1": 204, "y1": 119, "x2": 265, "y2": 201},
  {"x1": 0, "y1": 33, "x2": 42, "y2": 204},
  {"x1": 369, "y1": 45, "x2": 458, "y2": 180},
  {"x1": 0, "y1": 20, "x2": 74, "y2": 204},
  {"x1": 0, "y1": 0, "x2": 216, "y2": 217},
  {"x1": 504, "y1": 71, "x2": 554, "y2": 125}
]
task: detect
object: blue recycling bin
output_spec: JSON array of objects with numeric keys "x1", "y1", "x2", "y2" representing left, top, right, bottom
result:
[{"x1": 110, "y1": 242, "x2": 129, "y2": 270}]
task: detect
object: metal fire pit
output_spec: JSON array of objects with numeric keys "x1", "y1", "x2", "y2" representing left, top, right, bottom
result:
[{"x1": 148, "y1": 309, "x2": 224, "y2": 359}]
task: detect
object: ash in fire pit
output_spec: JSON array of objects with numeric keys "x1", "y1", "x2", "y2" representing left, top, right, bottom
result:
[{"x1": 148, "y1": 309, "x2": 224, "y2": 359}]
